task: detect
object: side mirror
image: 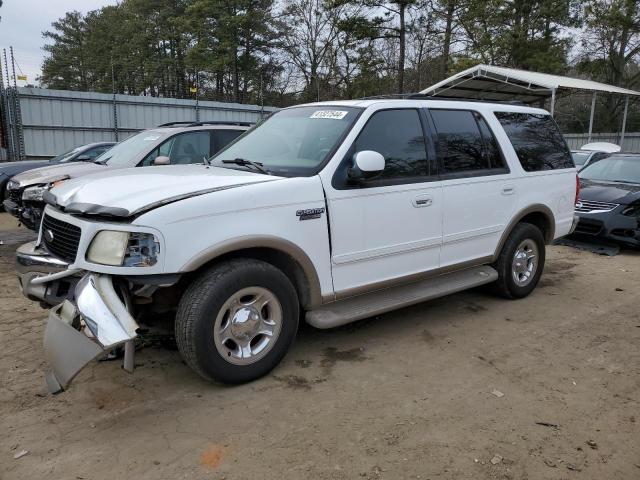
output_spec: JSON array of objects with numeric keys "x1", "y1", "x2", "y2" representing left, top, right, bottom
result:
[
  {"x1": 153, "y1": 155, "x2": 170, "y2": 166},
  {"x1": 348, "y1": 150, "x2": 385, "y2": 183},
  {"x1": 354, "y1": 150, "x2": 385, "y2": 173}
]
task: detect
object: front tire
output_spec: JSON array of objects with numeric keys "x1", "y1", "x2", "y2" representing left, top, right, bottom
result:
[
  {"x1": 175, "y1": 258, "x2": 299, "y2": 384},
  {"x1": 492, "y1": 223, "x2": 545, "y2": 299}
]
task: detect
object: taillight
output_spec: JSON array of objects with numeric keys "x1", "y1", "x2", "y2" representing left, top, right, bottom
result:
[{"x1": 575, "y1": 174, "x2": 580, "y2": 206}]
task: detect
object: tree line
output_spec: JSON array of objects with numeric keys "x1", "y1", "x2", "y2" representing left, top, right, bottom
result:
[{"x1": 38, "y1": 0, "x2": 640, "y2": 132}]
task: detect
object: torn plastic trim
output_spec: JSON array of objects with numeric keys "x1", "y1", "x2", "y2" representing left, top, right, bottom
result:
[
  {"x1": 43, "y1": 274, "x2": 138, "y2": 393},
  {"x1": 42, "y1": 181, "x2": 276, "y2": 220}
]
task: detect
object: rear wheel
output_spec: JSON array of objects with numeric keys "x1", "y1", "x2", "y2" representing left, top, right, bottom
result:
[
  {"x1": 492, "y1": 223, "x2": 545, "y2": 299},
  {"x1": 175, "y1": 258, "x2": 299, "y2": 384}
]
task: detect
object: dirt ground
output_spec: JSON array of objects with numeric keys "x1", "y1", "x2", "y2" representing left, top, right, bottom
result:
[{"x1": 1, "y1": 211, "x2": 639, "y2": 480}]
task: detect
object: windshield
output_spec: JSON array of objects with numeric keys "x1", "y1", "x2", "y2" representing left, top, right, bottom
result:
[
  {"x1": 571, "y1": 151, "x2": 591, "y2": 166},
  {"x1": 580, "y1": 155, "x2": 640, "y2": 184},
  {"x1": 211, "y1": 106, "x2": 361, "y2": 175},
  {"x1": 95, "y1": 131, "x2": 166, "y2": 166},
  {"x1": 49, "y1": 146, "x2": 83, "y2": 163}
]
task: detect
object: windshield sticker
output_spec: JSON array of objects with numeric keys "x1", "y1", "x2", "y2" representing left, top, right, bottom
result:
[
  {"x1": 310, "y1": 110, "x2": 348, "y2": 120},
  {"x1": 143, "y1": 135, "x2": 161, "y2": 141}
]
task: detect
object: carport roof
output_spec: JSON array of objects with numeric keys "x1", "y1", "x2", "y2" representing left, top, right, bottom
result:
[{"x1": 419, "y1": 64, "x2": 640, "y2": 103}]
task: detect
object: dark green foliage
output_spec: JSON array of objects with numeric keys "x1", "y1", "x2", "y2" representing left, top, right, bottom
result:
[{"x1": 38, "y1": 0, "x2": 640, "y2": 133}]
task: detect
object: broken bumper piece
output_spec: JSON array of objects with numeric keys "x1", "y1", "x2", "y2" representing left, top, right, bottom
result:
[{"x1": 44, "y1": 274, "x2": 138, "y2": 393}]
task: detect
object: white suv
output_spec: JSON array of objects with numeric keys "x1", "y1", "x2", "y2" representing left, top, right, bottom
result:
[{"x1": 16, "y1": 99, "x2": 578, "y2": 392}]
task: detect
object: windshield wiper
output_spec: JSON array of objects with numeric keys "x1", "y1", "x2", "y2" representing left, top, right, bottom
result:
[{"x1": 221, "y1": 158, "x2": 270, "y2": 175}]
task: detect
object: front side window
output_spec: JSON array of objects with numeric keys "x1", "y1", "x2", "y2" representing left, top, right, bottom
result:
[
  {"x1": 429, "y1": 109, "x2": 506, "y2": 174},
  {"x1": 495, "y1": 112, "x2": 574, "y2": 172},
  {"x1": 169, "y1": 131, "x2": 210, "y2": 164},
  {"x1": 211, "y1": 106, "x2": 361, "y2": 176},
  {"x1": 351, "y1": 109, "x2": 429, "y2": 181},
  {"x1": 141, "y1": 132, "x2": 212, "y2": 166}
]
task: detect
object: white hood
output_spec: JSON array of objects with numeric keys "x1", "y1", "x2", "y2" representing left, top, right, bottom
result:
[{"x1": 49, "y1": 165, "x2": 280, "y2": 217}]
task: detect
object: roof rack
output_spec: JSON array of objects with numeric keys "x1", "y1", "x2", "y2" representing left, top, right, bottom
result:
[
  {"x1": 157, "y1": 121, "x2": 254, "y2": 128},
  {"x1": 351, "y1": 93, "x2": 526, "y2": 106},
  {"x1": 406, "y1": 93, "x2": 526, "y2": 105}
]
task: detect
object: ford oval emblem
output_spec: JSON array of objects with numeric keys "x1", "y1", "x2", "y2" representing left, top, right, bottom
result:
[{"x1": 44, "y1": 229, "x2": 54, "y2": 243}]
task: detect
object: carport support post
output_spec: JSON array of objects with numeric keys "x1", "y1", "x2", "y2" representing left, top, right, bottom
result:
[
  {"x1": 620, "y1": 95, "x2": 629, "y2": 149},
  {"x1": 588, "y1": 92, "x2": 596, "y2": 143},
  {"x1": 550, "y1": 88, "x2": 556, "y2": 116}
]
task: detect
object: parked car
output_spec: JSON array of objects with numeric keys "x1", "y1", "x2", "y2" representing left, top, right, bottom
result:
[
  {"x1": 15, "y1": 100, "x2": 578, "y2": 392},
  {"x1": 3, "y1": 122, "x2": 249, "y2": 230},
  {"x1": 571, "y1": 142, "x2": 620, "y2": 171},
  {"x1": 574, "y1": 153, "x2": 640, "y2": 247},
  {"x1": 0, "y1": 142, "x2": 115, "y2": 211},
  {"x1": 571, "y1": 150, "x2": 610, "y2": 171}
]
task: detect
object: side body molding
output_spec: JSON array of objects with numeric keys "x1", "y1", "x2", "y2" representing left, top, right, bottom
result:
[{"x1": 180, "y1": 235, "x2": 324, "y2": 308}]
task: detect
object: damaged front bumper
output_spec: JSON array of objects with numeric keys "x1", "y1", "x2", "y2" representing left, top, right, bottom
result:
[
  {"x1": 16, "y1": 241, "x2": 81, "y2": 306},
  {"x1": 44, "y1": 274, "x2": 139, "y2": 393}
]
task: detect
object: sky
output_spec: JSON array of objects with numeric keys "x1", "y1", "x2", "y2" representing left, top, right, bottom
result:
[{"x1": 0, "y1": 0, "x2": 117, "y2": 85}]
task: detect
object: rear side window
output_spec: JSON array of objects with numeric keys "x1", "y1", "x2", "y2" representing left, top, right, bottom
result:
[
  {"x1": 495, "y1": 112, "x2": 573, "y2": 171},
  {"x1": 429, "y1": 109, "x2": 506, "y2": 174},
  {"x1": 213, "y1": 129, "x2": 243, "y2": 154}
]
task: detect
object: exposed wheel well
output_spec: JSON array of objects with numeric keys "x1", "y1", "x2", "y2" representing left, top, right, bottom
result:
[
  {"x1": 518, "y1": 211, "x2": 553, "y2": 244},
  {"x1": 185, "y1": 247, "x2": 315, "y2": 309}
]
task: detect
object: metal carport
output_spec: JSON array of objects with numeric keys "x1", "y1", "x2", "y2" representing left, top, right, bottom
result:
[{"x1": 420, "y1": 64, "x2": 640, "y2": 145}]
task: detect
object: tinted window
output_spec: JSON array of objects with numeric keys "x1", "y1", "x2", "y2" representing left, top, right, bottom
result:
[
  {"x1": 475, "y1": 113, "x2": 505, "y2": 169},
  {"x1": 213, "y1": 129, "x2": 243, "y2": 154},
  {"x1": 353, "y1": 109, "x2": 429, "y2": 180},
  {"x1": 431, "y1": 110, "x2": 485, "y2": 172},
  {"x1": 496, "y1": 112, "x2": 573, "y2": 171},
  {"x1": 430, "y1": 110, "x2": 505, "y2": 174}
]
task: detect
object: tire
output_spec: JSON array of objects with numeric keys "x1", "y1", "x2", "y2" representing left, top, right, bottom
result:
[
  {"x1": 175, "y1": 258, "x2": 299, "y2": 384},
  {"x1": 491, "y1": 222, "x2": 545, "y2": 299}
]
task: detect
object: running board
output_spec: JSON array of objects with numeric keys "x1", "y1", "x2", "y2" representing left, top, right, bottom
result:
[{"x1": 306, "y1": 265, "x2": 498, "y2": 329}]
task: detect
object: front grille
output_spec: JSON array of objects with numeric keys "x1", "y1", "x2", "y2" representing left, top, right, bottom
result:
[
  {"x1": 41, "y1": 214, "x2": 81, "y2": 262},
  {"x1": 575, "y1": 199, "x2": 619, "y2": 213},
  {"x1": 574, "y1": 218, "x2": 603, "y2": 236}
]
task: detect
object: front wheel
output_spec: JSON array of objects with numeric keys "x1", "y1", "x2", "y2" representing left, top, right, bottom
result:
[
  {"x1": 492, "y1": 223, "x2": 545, "y2": 299},
  {"x1": 175, "y1": 258, "x2": 299, "y2": 384}
]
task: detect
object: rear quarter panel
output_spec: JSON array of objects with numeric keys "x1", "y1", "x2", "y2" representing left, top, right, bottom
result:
[{"x1": 483, "y1": 105, "x2": 576, "y2": 240}]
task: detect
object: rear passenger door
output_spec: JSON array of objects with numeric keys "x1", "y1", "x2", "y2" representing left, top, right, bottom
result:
[
  {"x1": 427, "y1": 108, "x2": 515, "y2": 267},
  {"x1": 326, "y1": 108, "x2": 442, "y2": 296}
]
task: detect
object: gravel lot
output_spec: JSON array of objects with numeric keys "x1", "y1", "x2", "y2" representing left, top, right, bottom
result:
[{"x1": 1, "y1": 211, "x2": 639, "y2": 479}]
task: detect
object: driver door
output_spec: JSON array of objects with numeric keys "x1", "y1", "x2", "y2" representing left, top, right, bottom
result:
[{"x1": 324, "y1": 108, "x2": 443, "y2": 297}]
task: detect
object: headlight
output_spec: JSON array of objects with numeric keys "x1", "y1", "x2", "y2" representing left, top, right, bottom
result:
[
  {"x1": 22, "y1": 185, "x2": 48, "y2": 201},
  {"x1": 87, "y1": 230, "x2": 159, "y2": 267},
  {"x1": 622, "y1": 203, "x2": 640, "y2": 217}
]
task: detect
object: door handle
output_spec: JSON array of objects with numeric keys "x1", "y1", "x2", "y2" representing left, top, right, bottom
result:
[
  {"x1": 413, "y1": 195, "x2": 433, "y2": 207},
  {"x1": 501, "y1": 186, "x2": 515, "y2": 195}
]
